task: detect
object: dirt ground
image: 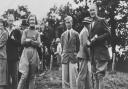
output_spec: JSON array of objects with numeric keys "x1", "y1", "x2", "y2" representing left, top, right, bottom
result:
[
  {"x1": 36, "y1": 69, "x2": 62, "y2": 89},
  {"x1": 35, "y1": 68, "x2": 128, "y2": 89}
]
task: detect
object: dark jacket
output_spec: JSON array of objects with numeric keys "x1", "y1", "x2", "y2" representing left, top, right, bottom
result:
[
  {"x1": 89, "y1": 17, "x2": 111, "y2": 61},
  {"x1": 6, "y1": 29, "x2": 22, "y2": 62}
]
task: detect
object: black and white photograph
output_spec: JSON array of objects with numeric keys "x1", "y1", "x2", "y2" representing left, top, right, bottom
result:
[{"x1": 0, "y1": 0, "x2": 128, "y2": 89}]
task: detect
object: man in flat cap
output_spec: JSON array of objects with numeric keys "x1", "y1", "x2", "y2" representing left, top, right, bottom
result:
[
  {"x1": 76, "y1": 17, "x2": 92, "y2": 89},
  {"x1": 88, "y1": 4, "x2": 111, "y2": 89},
  {"x1": 61, "y1": 16, "x2": 80, "y2": 89}
]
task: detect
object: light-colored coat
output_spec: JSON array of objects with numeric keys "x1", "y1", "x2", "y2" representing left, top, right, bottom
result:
[
  {"x1": 61, "y1": 29, "x2": 80, "y2": 64},
  {"x1": 76, "y1": 27, "x2": 92, "y2": 89},
  {"x1": 0, "y1": 30, "x2": 8, "y2": 85},
  {"x1": 77, "y1": 27, "x2": 89, "y2": 59},
  {"x1": 0, "y1": 30, "x2": 8, "y2": 60}
]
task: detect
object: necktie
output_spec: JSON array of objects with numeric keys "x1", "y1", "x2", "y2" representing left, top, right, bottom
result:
[
  {"x1": 92, "y1": 21, "x2": 95, "y2": 29},
  {"x1": 68, "y1": 31, "x2": 70, "y2": 41},
  {"x1": 91, "y1": 21, "x2": 93, "y2": 30},
  {"x1": 89, "y1": 22, "x2": 93, "y2": 39}
]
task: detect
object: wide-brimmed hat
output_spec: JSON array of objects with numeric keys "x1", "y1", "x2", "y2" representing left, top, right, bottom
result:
[{"x1": 82, "y1": 17, "x2": 92, "y2": 23}]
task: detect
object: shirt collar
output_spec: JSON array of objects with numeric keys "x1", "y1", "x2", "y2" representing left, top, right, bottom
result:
[
  {"x1": 67, "y1": 28, "x2": 73, "y2": 32},
  {"x1": 7, "y1": 27, "x2": 14, "y2": 35}
]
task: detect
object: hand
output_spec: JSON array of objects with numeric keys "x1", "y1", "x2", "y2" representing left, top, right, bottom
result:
[
  {"x1": 11, "y1": 35, "x2": 15, "y2": 40},
  {"x1": 31, "y1": 40, "x2": 38, "y2": 46},
  {"x1": 39, "y1": 43, "x2": 43, "y2": 47},
  {"x1": 91, "y1": 34, "x2": 98, "y2": 42},
  {"x1": 54, "y1": 52, "x2": 58, "y2": 55},
  {"x1": 25, "y1": 39, "x2": 31, "y2": 42},
  {"x1": 86, "y1": 40, "x2": 91, "y2": 47}
]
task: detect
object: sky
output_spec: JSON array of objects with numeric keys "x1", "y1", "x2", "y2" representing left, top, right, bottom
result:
[{"x1": 0, "y1": 0, "x2": 75, "y2": 19}]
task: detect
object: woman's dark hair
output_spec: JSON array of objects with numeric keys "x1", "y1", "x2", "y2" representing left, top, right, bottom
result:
[
  {"x1": 27, "y1": 14, "x2": 38, "y2": 25},
  {"x1": 21, "y1": 19, "x2": 29, "y2": 27}
]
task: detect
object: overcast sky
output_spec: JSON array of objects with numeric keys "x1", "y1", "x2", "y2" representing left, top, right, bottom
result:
[{"x1": 0, "y1": 0, "x2": 76, "y2": 19}]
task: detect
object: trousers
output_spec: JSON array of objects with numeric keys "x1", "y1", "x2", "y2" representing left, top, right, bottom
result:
[
  {"x1": 17, "y1": 64, "x2": 36, "y2": 89},
  {"x1": 76, "y1": 59, "x2": 92, "y2": 89},
  {"x1": 8, "y1": 61, "x2": 19, "y2": 89},
  {"x1": 62, "y1": 62, "x2": 78, "y2": 89}
]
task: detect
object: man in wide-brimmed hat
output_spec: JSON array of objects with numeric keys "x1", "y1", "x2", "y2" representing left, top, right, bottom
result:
[{"x1": 76, "y1": 17, "x2": 92, "y2": 89}]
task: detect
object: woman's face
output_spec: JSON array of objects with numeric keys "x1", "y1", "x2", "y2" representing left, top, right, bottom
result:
[{"x1": 29, "y1": 16, "x2": 36, "y2": 27}]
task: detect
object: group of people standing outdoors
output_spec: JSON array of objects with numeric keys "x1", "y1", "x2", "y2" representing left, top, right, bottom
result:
[
  {"x1": 0, "y1": 13, "x2": 43, "y2": 89},
  {"x1": 0, "y1": 11, "x2": 61, "y2": 89},
  {"x1": 61, "y1": 4, "x2": 111, "y2": 89},
  {"x1": 0, "y1": 3, "x2": 111, "y2": 89}
]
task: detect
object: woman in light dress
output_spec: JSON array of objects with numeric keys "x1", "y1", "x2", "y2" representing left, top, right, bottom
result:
[{"x1": 17, "y1": 15, "x2": 41, "y2": 89}]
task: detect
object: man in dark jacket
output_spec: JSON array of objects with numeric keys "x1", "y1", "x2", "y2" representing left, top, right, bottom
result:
[
  {"x1": 6, "y1": 15, "x2": 22, "y2": 89},
  {"x1": 88, "y1": 4, "x2": 111, "y2": 89}
]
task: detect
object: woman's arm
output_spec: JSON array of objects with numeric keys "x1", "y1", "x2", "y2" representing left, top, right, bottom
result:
[
  {"x1": 31, "y1": 32, "x2": 41, "y2": 47},
  {"x1": 21, "y1": 30, "x2": 26, "y2": 45},
  {"x1": 21, "y1": 30, "x2": 31, "y2": 46}
]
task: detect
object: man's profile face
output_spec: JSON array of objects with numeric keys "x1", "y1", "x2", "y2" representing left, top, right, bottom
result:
[
  {"x1": 89, "y1": 6, "x2": 97, "y2": 18},
  {"x1": 65, "y1": 19, "x2": 72, "y2": 30}
]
